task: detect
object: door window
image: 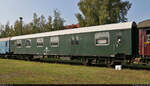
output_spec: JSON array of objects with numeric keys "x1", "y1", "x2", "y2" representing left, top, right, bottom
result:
[
  {"x1": 71, "y1": 36, "x2": 79, "y2": 45},
  {"x1": 5, "y1": 42, "x2": 8, "y2": 47},
  {"x1": 116, "y1": 32, "x2": 122, "y2": 44}
]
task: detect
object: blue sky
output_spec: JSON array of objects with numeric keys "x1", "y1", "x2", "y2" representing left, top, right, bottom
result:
[
  {"x1": 0, "y1": 0, "x2": 150, "y2": 25},
  {"x1": 127, "y1": 0, "x2": 150, "y2": 23}
]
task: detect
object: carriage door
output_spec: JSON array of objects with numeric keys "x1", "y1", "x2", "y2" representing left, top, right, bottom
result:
[
  {"x1": 114, "y1": 32, "x2": 122, "y2": 54},
  {"x1": 143, "y1": 30, "x2": 150, "y2": 56}
]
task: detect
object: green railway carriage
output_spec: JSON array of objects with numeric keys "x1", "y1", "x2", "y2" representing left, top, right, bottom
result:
[{"x1": 10, "y1": 22, "x2": 138, "y2": 64}]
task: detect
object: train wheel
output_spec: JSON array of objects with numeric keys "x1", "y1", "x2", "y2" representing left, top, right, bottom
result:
[{"x1": 82, "y1": 58, "x2": 93, "y2": 66}]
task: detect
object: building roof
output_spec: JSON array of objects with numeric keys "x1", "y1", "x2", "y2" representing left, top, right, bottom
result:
[
  {"x1": 11, "y1": 22, "x2": 134, "y2": 40},
  {"x1": 138, "y1": 19, "x2": 150, "y2": 28},
  {"x1": 64, "y1": 24, "x2": 79, "y2": 29}
]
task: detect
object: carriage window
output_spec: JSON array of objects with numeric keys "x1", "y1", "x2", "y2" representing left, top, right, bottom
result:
[
  {"x1": 146, "y1": 30, "x2": 150, "y2": 35},
  {"x1": 50, "y1": 36, "x2": 59, "y2": 47},
  {"x1": 146, "y1": 30, "x2": 150, "y2": 42},
  {"x1": 37, "y1": 38, "x2": 44, "y2": 47},
  {"x1": 147, "y1": 35, "x2": 150, "y2": 42},
  {"x1": 25, "y1": 39, "x2": 31, "y2": 48},
  {"x1": 16, "y1": 40, "x2": 22, "y2": 48},
  {"x1": 71, "y1": 36, "x2": 79, "y2": 45},
  {"x1": 95, "y1": 32, "x2": 109, "y2": 46}
]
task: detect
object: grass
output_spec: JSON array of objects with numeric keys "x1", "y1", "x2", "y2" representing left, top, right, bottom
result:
[{"x1": 0, "y1": 59, "x2": 150, "y2": 84}]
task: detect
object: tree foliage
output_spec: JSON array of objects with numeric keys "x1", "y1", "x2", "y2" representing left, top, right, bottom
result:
[
  {"x1": 53, "y1": 9, "x2": 65, "y2": 31},
  {"x1": 0, "y1": 10, "x2": 65, "y2": 38},
  {"x1": 76, "y1": 0, "x2": 132, "y2": 27},
  {"x1": 46, "y1": 16, "x2": 53, "y2": 31}
]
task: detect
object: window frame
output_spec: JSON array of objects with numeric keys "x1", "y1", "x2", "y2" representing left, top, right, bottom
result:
[
  {"x1": 25, "y1": 39, "x2": 32, "y2": 48},
  {"x1": 16, "y1": 40, "x2": 22, "y2": 48},
  {"x1": 71, "y1": 35, "x2": 79, "y2": 45},
  {"x1": 95, "y1": 32, "x2": 110, "y2": 46},
  {"x1": 50, "y1": 36, "x2": 59, "y2": 48},
  {"x1": 37, "y1": 38, "x2": 44, "y2": 47},
  {"x1": 147, "y1": 35, "x2": 150, "y2": 42}
]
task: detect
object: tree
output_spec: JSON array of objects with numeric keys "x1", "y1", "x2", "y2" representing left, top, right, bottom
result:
[
  {"x1": 14, "y1": 20, "x2": 22, "y2": 36},
  {"x1": 0, "y1": 22, "x2": 14, "y2": 37},
  {"x1": 39, "y1": 15, "x2": 46, "y2": 32},
  {"x1": 4, "y1": 22, "x2": 12, "y2": 37},
  {"x1": 23, "y1": 23, "x2": 33, "y2": 35},
  {"x1": 53, "y1": 9, "x2": 65, "y2": 31},
  {"x1": 32, "y1": 13, "x2": 41, "y2": 33},
  {"x1": 0, "y1": 23, "x2": 6, "y2": 38},
  {"x1": 0, "y1": 10, "x2": 66, "y2": 37},
  {"x1": 0, "y1": 23, "x2": 4, "y2": 37},
  {"x1": 76, "y1": 0, "x2": 132, "y2": 27},
  {"x1": 46, "y1": 16, "x2": 53, "y2": 31}
]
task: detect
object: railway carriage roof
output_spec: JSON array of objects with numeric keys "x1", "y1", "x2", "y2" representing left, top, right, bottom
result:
[
  {"x1": 138, "y1": 19, "x2": 150, "y2": 28},
  {"x1": 11, "y1": 22, "x2": 134, "y2": 40},
  {"x1": 0, "y1": 37, "x2": 11, "y2": 42}
]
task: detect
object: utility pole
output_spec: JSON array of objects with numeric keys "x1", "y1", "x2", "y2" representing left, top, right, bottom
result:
[{"x1": 19, "y1": 17, "x2": 23, "y2": 35}]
